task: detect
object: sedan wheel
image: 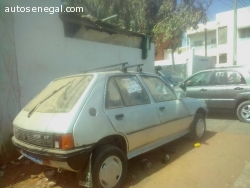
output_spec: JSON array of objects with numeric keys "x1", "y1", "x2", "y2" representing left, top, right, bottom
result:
[
  {"x1": 92, "y1": 145, "x2": 127, "y2": 188},
  {"x1": 99, "y1": 156, "x2": 122, "y2": 187},
  {"x1": 191, "y1": 113, "x2": 206, "y2": 141},
  {"x1": 196, "y1": 118, "x2": 205, "y2": 137}
]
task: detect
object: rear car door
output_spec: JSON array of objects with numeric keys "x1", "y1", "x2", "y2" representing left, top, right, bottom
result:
[
  {"x1": 223, "y1": 70, "x2": 246, "y2": 108},
  {"x1": 104, "y1": 75, "x2": 160, "y2": 151},
  {"x1": 141, "y1": 76, "x2": 191, "y2": 140},
  {"x1": 208, "y1": 70, "x2": 247, "y2": 108},
  {"x1": 184, "y1": 71, "x2": 213, "y2": 107}
]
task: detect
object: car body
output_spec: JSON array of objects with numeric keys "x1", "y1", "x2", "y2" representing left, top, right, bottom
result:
[
  {"x1": 12, "y1": 65, "x2": 208, "y2": 188},
  {"x1": 179, "y1": 65, "x2": 250, "y2": 122},
  {"x1": 158, "y1": 69, "x2": 185, "y2": 87}
]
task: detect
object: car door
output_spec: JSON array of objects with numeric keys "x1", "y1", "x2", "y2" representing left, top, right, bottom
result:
[
  {"x1": 184, "y1": 71, "x2": 213, "y2": 107},
  {"x1": 208, "y1": 70, "x2": 247, "y2": 109},
  {"x1": 141, "y1": 76, "x2": 192, "y2": 140},
  {"x1": 207, "y1": 70, "x2": 227, "y2": 108},
  {"x1": 223, "y1": 70, "x2": 246, "y2": 108},
  {"x1": 104, "y1": 75, "x2": 160, "y2": 151}
]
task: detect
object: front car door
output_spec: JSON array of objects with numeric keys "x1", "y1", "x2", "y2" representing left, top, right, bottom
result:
[
  {"x1": 141, "y1": 76, "x2": 192, "y2": 141},
  {"x1": 207, "y1": 70, "x2": 227, "y2": 108},
  {"x1": 184, "y1": 70, "x2": 213, "y2": 107},
  {"x1": 104, "y1": 75, "x2": 160, "y2": 151}
]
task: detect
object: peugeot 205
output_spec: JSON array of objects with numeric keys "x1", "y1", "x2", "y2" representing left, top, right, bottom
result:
[{"x1": 12, "y1": 63, "x2": 208, "y2": 188}]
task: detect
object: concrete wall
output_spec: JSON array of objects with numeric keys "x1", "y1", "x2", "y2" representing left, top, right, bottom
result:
[
  {"x1": 0, "y1": 5, "x2": 21, "y2": 163},
  {"x1": 4, "y1": 0, "x2": 154, "y2": 108},
  {"x1": 0, "y1": 0, "x2": 154, "y2": 163}
]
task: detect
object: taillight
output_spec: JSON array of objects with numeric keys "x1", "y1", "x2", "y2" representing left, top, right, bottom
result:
[{"x1": 54, "y1": 134, "x2": 74, "y2": 150}]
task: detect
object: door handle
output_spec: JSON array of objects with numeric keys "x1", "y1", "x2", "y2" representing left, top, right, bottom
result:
[
  {"x1": 234, "y1": 87, "x2": 244, "y2": 90},
  {"x1": 115, "y1": 114, "x2": 124, "y2": 120},
  {"x1": 200, "y1": 88, "x2": 207, "y2": 91},
  {"x1": 159, "y1": 107, "x2": 165, "y2": 111}
]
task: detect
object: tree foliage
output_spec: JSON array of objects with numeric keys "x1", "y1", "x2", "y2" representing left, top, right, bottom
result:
[{"x1": 63, "y1": 0, "x2": 212, "y2": 46}]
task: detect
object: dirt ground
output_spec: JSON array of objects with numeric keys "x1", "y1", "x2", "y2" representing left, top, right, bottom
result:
[{"x1": 1, "y1": 115, "x2": 250, "y2": 188}]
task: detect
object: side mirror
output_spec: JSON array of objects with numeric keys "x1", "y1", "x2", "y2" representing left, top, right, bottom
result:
[{"x1": 180, "y1": 82, "x2": 186, "y2": 92}]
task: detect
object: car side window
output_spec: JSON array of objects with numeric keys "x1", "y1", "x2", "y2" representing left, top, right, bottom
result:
[
  {"x1": 226, "y1": 71, "x2": 246, "y2": 84},
  {"x1": 141, "y1": 76, "x2": 176, "y2": 102},
  {"x1": 106, "y1": 78, "x2": 123, "y2": 109},
  {"x1": 111, "y1": 76, "x2": 151, "y2": 107},
  {"x1": 185, "y1": 71, "x2": 213, "y2": 87},
  {"x1": 211, "y1": 71, "x2": 227, "y2": 85}
]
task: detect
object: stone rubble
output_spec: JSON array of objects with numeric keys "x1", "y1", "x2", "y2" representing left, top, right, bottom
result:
[
  {"x1": 44, "y1": 170, "x2": 56, "y2": 178},
  {"x1": 141, "y1": 158, "x2": 152, "y2": 171}
]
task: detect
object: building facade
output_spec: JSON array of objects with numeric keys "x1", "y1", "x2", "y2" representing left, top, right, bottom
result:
[{"x1": 156, "y1": 6, "x2": 250, "y2": 68}]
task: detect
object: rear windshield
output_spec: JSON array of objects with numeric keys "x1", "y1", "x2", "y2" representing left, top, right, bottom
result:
[{"x1": 24, "y1": 75, "x2": 93, "y2": 113}]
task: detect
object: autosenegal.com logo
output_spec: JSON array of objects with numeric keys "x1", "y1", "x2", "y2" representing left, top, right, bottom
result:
[{"x1": 4, "y1": 5, "x2": 84, "y2": 14}]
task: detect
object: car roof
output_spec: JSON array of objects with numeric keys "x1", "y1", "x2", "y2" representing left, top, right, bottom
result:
[
  {"x1": 206, "y1": 65, "x2": 250, "y2": 71},
  {"x1": 55, "y1": 70, "x2": 157, "y2": 81}
]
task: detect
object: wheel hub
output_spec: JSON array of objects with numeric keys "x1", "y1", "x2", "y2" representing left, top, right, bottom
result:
[
  {"x1": 99, "y1": 156, "x2": 122, "y2": 188},
  {"x1": 241, "y1": 105, "x2": 250, "y2": 120},
  {"x1": 196, "y1": 119, "x2": 205, "y2": 137}
]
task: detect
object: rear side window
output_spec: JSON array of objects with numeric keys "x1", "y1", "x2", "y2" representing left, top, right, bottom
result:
[
  {"x1": 106, "y1": 76, "x2": 150, "y2": 108},
  {"x1": 226, "y1": 71, "x2": 246, "y2": 84},
  {"x1": 105, "y1": 79, "x2": 123, "y2": 109}
]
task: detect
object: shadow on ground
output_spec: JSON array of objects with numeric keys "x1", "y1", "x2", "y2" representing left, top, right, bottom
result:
[
  {"x1": 207, "y1": 111, "x2": 238, "y2": 120},
  {"x1": 123, "y1": 131, "x2": 216, "y2": 187}
]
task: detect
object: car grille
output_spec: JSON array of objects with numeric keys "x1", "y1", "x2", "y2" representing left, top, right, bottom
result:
[{"x1": 14, "y1": 126, "x2": 54, "y2": 148}]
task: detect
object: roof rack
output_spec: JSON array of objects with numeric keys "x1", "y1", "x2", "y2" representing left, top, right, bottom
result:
[
  {"x1": 120, "y1": 63, "x2": 143, "y2": 73},
  {"x1": 81, "y1": 62, "x2": 128, "y2": 73},
  {"x1": 81, "y1": 62, "x2": 144, "y2": 73}
]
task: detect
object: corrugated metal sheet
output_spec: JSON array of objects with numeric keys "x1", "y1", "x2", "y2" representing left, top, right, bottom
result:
[{"x1": 0, "y1": 5, "x2": 21, "y2": 164}]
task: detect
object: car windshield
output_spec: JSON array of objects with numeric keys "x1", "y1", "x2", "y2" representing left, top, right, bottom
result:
[{"x1": 24, "y1": 75, "x2": 93, "y2": 113}]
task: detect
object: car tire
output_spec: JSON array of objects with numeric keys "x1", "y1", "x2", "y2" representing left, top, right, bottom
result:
[
  {"x1": 92, "y1": 145, "x2": 127, "y2": 188},
  {"x1": 191, "y1": 113, "x2": 206, "y2": 141},
  {"x1": 237, "y1": 101, "x2": 250, "y2": 123}
]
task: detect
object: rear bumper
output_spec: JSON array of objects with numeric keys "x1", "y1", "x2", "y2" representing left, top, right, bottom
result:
[{"x1": 12, "y1": 136, "x2": 93, "y2": 172}]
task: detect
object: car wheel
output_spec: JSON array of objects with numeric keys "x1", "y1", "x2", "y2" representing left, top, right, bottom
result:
[
  {"x1": 92, "y1": 145, "x2": 127, "y2": 188},
  {"x1": 237, "y1": 101, "x2": 250, "y2": 123},
  {"x1": 191, "y1": 113, "x2": 206, "y2": 141}
]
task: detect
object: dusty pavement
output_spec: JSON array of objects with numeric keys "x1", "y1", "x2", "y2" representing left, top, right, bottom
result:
[{"x1": 1, "y1": 113, "x2": 250, "y2": 188}]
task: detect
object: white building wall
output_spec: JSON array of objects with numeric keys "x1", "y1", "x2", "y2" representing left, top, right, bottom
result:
[
  {"x1": 158, "y1": 7, "x2": 250, "y2": 68},
  {"x1": 188, "y1": 30, "x2": 217, "y2": 57}
]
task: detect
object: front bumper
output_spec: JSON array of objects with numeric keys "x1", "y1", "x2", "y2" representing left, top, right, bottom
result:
[{"x1": 12, "y1": 136, "x2": 93, "y2": 172}]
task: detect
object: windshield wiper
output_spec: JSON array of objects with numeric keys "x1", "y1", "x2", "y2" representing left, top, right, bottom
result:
[{"x1": 27, "y1": 81, "x2": 74, "y2": 118}]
